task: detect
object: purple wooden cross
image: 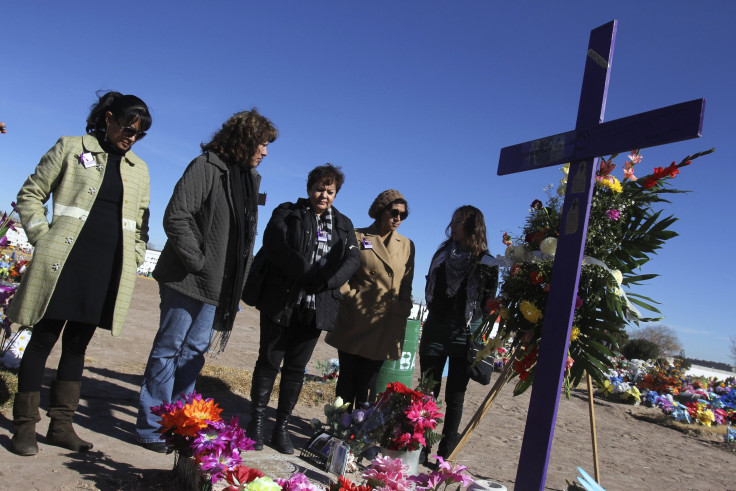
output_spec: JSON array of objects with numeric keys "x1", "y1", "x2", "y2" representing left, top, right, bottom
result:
[{"x1": 498, "y1": 21, "x2": 704, "y2": 489}]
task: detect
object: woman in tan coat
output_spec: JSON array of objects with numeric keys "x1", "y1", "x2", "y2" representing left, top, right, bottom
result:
[
  {"x1": 8, "y1": 91, "x2": 152, "y2": 456},
  {"x1": 325, "y1": 190, "x2": 415, "y2": 410}
]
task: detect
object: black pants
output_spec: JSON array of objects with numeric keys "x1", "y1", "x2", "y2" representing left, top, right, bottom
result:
[
  {"x1": 253, "y1": 308, "x2": 321, "y2": 387},
  {"x1": 335, "y1": 350, "x2": 384, "y2": 410},
  {"x1": 419, "y1": 352, "x2": 470, "y2": 437},
  {"x1": 18, "y1": 318, "x2": 97, "y2": 392}
]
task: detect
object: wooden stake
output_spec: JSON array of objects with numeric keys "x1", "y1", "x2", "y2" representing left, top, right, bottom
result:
[{"x1": 586, "y1": 373, "x2": 601, "y2": 484}]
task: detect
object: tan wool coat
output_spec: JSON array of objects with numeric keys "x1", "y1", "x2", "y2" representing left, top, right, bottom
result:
[
  {"x1": 325, "y1": 224, "x2": 415, "y2": 360},
  {"x1": 7, "y1": 135, "x2": 150, "y2": 336}
]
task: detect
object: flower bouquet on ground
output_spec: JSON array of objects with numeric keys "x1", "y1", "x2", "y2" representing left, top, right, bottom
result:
[
  {"x1": 351, "y1": 381, "x2": 443, "y2": 457},
  {"x1": 151, "y1": 391, "x2": 255, "y2": 487},
  {"x1": 330, "y1": 453, "x2": 474, "y2": 491}
]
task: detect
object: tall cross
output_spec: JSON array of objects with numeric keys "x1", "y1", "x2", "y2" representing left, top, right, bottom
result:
[{"x1": 497, "y1": 21, "x2": 704, "y2": 489}]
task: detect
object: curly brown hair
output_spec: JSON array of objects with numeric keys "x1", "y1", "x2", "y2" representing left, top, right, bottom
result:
[
  {"x1": 200, "y1": 108, "x2": 278, "y2": 165},
  {"x1": 441, "y1": 205, "x2": 489, "y2": 257}
]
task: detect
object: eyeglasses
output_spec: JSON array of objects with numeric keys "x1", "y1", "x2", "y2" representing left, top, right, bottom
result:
[
  {"x1": 114, "y1": 118, "x2": 146, "y2": 140},
  {"x1": 389, "y1": 209, "x2": 408, "y2": 221}
]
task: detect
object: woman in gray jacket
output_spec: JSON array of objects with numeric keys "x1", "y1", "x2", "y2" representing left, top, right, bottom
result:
[{"x1": 135, "y1": 110, "x2": 277, "y2": 452}]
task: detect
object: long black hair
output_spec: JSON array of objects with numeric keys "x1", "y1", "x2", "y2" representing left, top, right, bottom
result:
[{"x1": 86, "y1": 91, "x2": 152, "y2": 140}]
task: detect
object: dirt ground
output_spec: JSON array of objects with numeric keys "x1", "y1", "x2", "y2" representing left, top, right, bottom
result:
[{"x1": 1, "y1": 277, "x2": 734, "y2": 490}]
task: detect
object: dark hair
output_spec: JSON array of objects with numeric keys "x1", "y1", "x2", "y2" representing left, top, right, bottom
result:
[
  {"x1": 201, "y1": 108, "x2": 278, "y2": 166},
  {"x1": 441, "y1": 205, "x2": 488, "y2": 257},
  {"x1": 307, "y1": 163, "x2": 345, "y2": 192},
  {"x1": 86, "y1": 91, "x2": 152, "y2": 139}
]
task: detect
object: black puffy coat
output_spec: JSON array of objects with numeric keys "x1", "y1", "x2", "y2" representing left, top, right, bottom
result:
[{"x1": 255, "y1": 198, "x2": 360, "y2": 331}]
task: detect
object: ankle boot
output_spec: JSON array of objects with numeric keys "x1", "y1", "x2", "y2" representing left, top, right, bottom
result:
[
  {"x1": 270, "y1": 417, "x2": 294, "y2": 454},
  {"x1": 11, "y1": 391, "x2": 41, "y2": 456},
  {"x1": 46, "y1": 380, "x2": 93, "y2": 452},
  {"x1": 270, "y1": 377, "x2": 302, "y2": 454},
  {"x1": 246, "y1": 374, "x2": 276, "y2": 450},
  {"x1": 437, "y1": 431, "x2": 460, "y2": 459}
]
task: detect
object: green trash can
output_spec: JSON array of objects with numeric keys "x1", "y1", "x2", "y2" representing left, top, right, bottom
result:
[{"x1": 375, "y1": 319, "x2": 421, "y2": 394}]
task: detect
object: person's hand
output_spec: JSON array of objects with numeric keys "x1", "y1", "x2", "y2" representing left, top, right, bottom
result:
[{"x1": 0, "y1": 122, "x2": 6, "y2": 134}]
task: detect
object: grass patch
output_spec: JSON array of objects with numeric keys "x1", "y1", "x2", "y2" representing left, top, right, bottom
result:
[
  {"x1": 196, "y1": 364, "x2": 336, "y2": 407},
  {"x1": 0, "y1": 368, "x2": 18, "y2": 411}
]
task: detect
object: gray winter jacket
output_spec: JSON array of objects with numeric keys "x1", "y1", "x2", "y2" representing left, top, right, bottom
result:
[{"x1": 153, "y1": 152, "x2": 260, "y2": 312}]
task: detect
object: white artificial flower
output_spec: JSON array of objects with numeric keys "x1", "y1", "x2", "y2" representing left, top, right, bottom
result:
[
  {"x1": 611, "y1": 269, "x2": 623, "y2": 284},
  {"x1": 540, "y1": 237, "x2": 558, "y2": 256}
]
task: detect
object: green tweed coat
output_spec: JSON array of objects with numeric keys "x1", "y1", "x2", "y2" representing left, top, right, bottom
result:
[{"x1": 7, "y1": 134, "x2": 150, "y2": 336}]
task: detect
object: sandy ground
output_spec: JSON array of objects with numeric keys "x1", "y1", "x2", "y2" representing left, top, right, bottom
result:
[{"x1": 1, "y1": 277, "x2": 734, "y2": 490}]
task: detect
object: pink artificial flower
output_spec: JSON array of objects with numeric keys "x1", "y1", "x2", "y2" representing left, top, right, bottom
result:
[
  {"x1": 575, "y1": 295, "x2": 583, "y2": 309},
  {"x1": 405, "y1": 398, "x2": 442, "y2": 433},
  {"x1": 566, "y1": 356, "x2": 575, "y2": 370},
  {"x1": 596, "y1": 159, "x2": 616, "y2": 183},
  {"x1": 605, "y1": 209, "x2": 620, "y2": 221}
]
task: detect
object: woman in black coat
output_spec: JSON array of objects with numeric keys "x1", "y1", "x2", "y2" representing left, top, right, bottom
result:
[{"x1": 244, "y1": 164, "x2": 360, "y2": 454}]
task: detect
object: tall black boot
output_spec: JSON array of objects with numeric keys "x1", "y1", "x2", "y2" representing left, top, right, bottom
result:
[
  {"x1": 247, "y1": 374, "x2": 276, "y2": 451},
  {"x1": 46, "y1": 380, "x2": 93, "y2": 452},
  {"x1": 270, "y1": 377, "x2": 303, "y2": 454},
  {"x1": 437, "y1": 390, "x2": 464, "y2": 459},
  {"x1": 11, "y1": 391, "x2": 41, "y2": 456}
]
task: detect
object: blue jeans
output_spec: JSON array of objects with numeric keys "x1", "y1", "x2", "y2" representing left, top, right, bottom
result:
[{"x1": 136, "y1": 284, "x2": 217, "y2": 443}]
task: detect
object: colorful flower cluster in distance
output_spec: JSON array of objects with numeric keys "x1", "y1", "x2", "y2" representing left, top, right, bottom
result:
[{"x1": 598, "y1": 358, "x2": 736, "y2": 432}]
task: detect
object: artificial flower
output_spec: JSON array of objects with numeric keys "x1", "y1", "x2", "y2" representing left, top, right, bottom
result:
[
  {"x1": 277, "y1": 472, "x2": 323, "y2": 491},
  {"x1": 519, "y1": 300, "x2": 543, "y2": 324},
  {"x1": 530, "y1": 199, "x2": 543, "y2": 210},
  {"x1": 605, "y1": 209, "x2": 620, "y2": 220},
  {"x1": 243, "y1": 476, "x2": 281, "y2": 491},
  {"x1": 224, "y1": 466, "x2": 264, "y2": 490},
  {"x1": 539, "y1": 237, "x2": 557, "y2": 256},
  {"x1": 529, "y1": 271, "x2": 544, "y2": 285},
  {"x1": 569, "y1": 326, "x2": 580, "y2": 342}
]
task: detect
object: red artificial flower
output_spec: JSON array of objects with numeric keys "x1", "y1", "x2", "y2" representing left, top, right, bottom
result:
[
  {"x1": 575, "y1": 295, "x2": 583, "y2": 309},
  {"x1": 224, "y1": 465, "x2": 264, "y2": 490},
  {"x1": 502, "y1": 232, "x2": 513, "y2": 246},
  {"x1": 642, "y1": 176, "x2": 658, "y2": 189},
  {"x1": 664, "y1": 162, "x2": 680, "y2": 177},
  {"x1": 486, "y1": 298, "x2": 501, "y2": 311},
  {"x1": 331, "y1": 476, "x2": 372, "y2": 491},
  {"x1": 530, "y1": 199, "x2": 543, "y2": 210},
  {"x1": 530, "y1": 271, "x2": 544, "y2": 285},
  {"x1": 510, "y1": 264, "x2": 521, "y2": 276}
]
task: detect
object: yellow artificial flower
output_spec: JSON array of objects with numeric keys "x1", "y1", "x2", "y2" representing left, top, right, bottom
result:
[
  {"x1": 570, "y1": 326, "x2": 580, "y2": 342},
  {"x1": 519, "y1": 300, "x2": 543, "y2": 324},
  {"x1": 245, "y1": 477, "x2": 281, "y2": 490},
  {"x1": 696, "y1": 408, "x2": 715, "y2": 427},
  {"x1": 598, "y1": 177, "x2": 623, "y2": 193}
]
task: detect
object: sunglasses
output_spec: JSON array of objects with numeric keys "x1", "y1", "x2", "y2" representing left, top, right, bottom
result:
[
  {"x1": 388, "y1": 208, "x2": 408, "y2": 221},
  {"x1": 114, "y1": 118, "x2": 147, "y2": 140}
]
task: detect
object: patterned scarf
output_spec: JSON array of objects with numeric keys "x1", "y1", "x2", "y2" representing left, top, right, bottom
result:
[
  {"x1": 425, "y1": 241, "x2": 481, "y2": 327},
  {"x1": 298, "y1": 206, "x2": 333, "y2": 309}
]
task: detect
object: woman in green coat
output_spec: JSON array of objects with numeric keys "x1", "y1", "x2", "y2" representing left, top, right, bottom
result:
[{"x1": 7, "y1": 91, "x2": 152, "y2": 456}]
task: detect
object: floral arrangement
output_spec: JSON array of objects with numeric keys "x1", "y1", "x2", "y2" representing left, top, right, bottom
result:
[
  {"x1": 330, "y1": 454, "x2": 474, "y2": 491},
  {"x1": 596, "y1": 356, "x2": 736, "y2": 429},
  {"x1": 316, "y1": 358, "x2": 340, "y2": 381},
  {"x1": 352, "y1": 382, "x2": 443, "y2": 453},
  {"x1": 473, "y1": 149, "x2": 714, "y2": 395},
  {"x1": 0, "y1": 202, "x2": 31, "y2": 369},
  {"x1": 151, "y1": 391, "x2": 254, "y2": 484}
]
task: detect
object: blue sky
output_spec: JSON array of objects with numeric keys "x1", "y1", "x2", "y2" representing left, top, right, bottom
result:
[{"x1": 1, "y1": 1, "x2": 733, "y2": 364}]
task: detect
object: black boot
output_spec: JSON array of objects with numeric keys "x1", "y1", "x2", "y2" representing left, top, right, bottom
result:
[
  {"x1": 437, "y1": 431, "x2": 460, "y2": 459},
  {"x1": 247, "y1": 374, "x2": 276, "y2": 451},
  {"x1": 11, "y1": 391, "x2": 41, "y2": 456},
  {"x1": 270, "y1": 377, "x2": 302, "y2": 454},
  {"x1": 271, "y1": 417, "x2": 294, "y2": 454},
  {"x1": 46, "y1": 380, "x2": 93, "y2": 452}
]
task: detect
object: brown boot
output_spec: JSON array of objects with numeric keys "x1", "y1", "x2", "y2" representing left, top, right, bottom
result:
[
  {"x1": 46, "y1": 380, "x2": 93, "y2": 452},
  {"x1": 11, "y1": 391, "x2": 41, "y2": 456}
]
